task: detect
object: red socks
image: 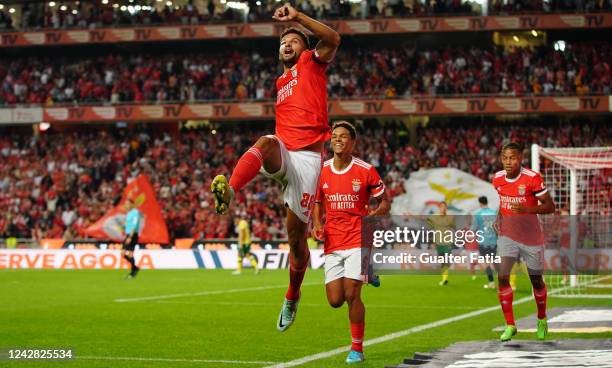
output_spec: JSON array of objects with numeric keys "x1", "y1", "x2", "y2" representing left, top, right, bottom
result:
[
  {"x1": 285, "y1": 252, "x2": 310, "y2": 301},
  {"x1": 229, "y1": 147, "x2": 263, "y2": 192},
  {"x1": 350, "y1": 322, "x2": 364, "y2": 352},
  {"x1": 533, "y1": 285, "x2": 547, "y2": 319},
  {"x1": 498, "y1": 285, "x2": 515, "y2": 326}
]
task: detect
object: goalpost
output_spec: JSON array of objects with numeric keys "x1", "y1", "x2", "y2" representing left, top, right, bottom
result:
[{"x1": 531, "y1": 144, "x2": 612, "y2": 297}]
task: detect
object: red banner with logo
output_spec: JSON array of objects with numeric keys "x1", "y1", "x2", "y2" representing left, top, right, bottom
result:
[{"x1": 85, "y1": 175, "x2": 169, "y2": 244}]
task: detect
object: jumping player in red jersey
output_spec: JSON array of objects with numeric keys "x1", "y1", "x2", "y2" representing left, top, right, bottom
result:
[
  {"x1": 210, "y1": 3, "x2": 341, "y2": 332},
  {"x1": 313, "y1": 122, "x2": 390, "y2": 364},
  {"x1": 492, "y1": 142, "x2": 555, "y2": 342}
]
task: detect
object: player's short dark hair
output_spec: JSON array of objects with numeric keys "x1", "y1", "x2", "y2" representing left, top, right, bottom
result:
[
  {"x1": 501, "y1": 142, "x2": 524, "y2": 154},
  {"x1": 280, "y1": 27, "x2": 310, "y2": 49},
  {"x1": 332, "y1": 121, "x2": 356, "y2": 139},
  {"x1": 478, "y1": 196, "x2": 488, "y2": 205}
]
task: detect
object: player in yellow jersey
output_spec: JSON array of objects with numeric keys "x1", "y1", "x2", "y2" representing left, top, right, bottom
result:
[
  {"x1": 427, "y1": 202, "x2": 456, "y2": 286},
  {"x1": 233, "y1": 217, "x2": 259, "y2": 275}
]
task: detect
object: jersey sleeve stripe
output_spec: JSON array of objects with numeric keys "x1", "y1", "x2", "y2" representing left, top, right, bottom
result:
[
  {"x1": 353, "y1": 158, "x2": 372, "y2": 168},
  {"x1": 371, "y1": 186, "x2": 385, "y2": 198},
  {"x1": 521, "y1": 168, "x2": 537, "y2": 177},
  {"x1": 354, "y1": 162, "x2": 372, "y2": 170},
  {"x1": 534, "y1": 188, "x2": 548, "y2": 196}
]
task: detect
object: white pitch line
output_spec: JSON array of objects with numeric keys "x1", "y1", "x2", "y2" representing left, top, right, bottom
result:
[
  {"x1": 114, "y1": 282, "x2": 319, "y2": 303},
  {"x1": 79, "y1": 356, "x2": 279, "y2": 365},
  {"x1": 152, "y1": 300, "x2": 480, "y2": 310},
  {"x1": 553, "y1": 294, "x2": 612, "y2": 299},
  {"x1": 265, "y1": 275, "x2": 612, "y2": 368}
]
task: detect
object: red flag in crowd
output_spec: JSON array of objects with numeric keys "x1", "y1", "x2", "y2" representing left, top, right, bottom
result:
[{"x1": 85, "y1": 175, "x2": 169, "y2": 244}]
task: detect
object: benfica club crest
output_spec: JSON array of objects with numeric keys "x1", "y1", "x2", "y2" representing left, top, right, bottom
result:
[
  {"x1": 352, "y1": 179, "x2": 361, "y2": 192},
  {"x1": 291, "y1": 68, "x2": 298, "y2": 78},
  {"x1": 518, "y1": 184, "x2": 526, "y2": 196}
]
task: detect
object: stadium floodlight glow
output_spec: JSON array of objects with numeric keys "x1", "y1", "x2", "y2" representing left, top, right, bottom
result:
[
  {"x1": 49, "y1": 1, "x2": 56, "y2": 6},
  {"x1": 102, "y1": 0, "x2": 108, "y2": 3},
  {"x1": 166, "y1": 0, "x2": 172, "y2": 6},
  {"x1": 60, "y1": 4, "x2": 67, "y2": 10},
  {"x1": 0, "y1": 4, "x2": 4, "y2": 9},
  {"x1": 220, "y1": 0, "x2": 226, "y2": 3},
  {"x1": 72, "y1": 9, "x2": 77, "y2": 14},
  {"x1": 226, "y1": 1, "x2": 248, "y2": 10},
  {"x1": 120, "y1": 5, "x2": 127, "y2": 10},
  {"x1": 127, "y1": 5, "x2": 135, "y2": 13},
  {"x1": 39, "y1": 122, "x2": 51, "y2": 132},
  {"x1": 256, "y1": 0, "x2": 261, "y2": 5},
  {"x1": 554, "y1": 40, "x2": 566, "y2": 52},
  {"x1": 135, "y1": 4, "x2": 141, "y2": 10},
  {"x1": 211, "y1": 129, "x2": 217, "y2": 135},
  {"x1": 348, "y1": 0, "x2": 362, "y2": 3},
  {"x1": 112, "y1": 3, "x2": 119, "y2": 7},
  {"x1": 8, "y1": 7, "x2": 15, "y2": 13},
  {"x1": 531, "y1": 29, "x2": 538, "y2": 37},
  {"x1": 512, "y1": 35, "x2": 519, "y2": 42}
]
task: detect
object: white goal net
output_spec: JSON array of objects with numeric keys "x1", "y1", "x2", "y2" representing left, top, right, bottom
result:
[{"x1": 532, "y1": 145, "x2": 612, "y2": 297}]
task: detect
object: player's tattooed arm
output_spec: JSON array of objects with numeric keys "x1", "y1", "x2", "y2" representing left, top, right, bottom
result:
[
  {"x1": 510, "y1": 191, "x2": 555, "y2": 214},
  {"x1": 368, "y1": 193, "x2": 390, "y2": 217},
  {"x1": 272, "y1": 3, "x2": 341, "y2": 63}
]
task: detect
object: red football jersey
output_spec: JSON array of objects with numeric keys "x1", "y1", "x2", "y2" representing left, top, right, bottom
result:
[
  {"x1": 492, "y1": 167, "x2": 547, "y2": 245},
  {"x1": 317, "y1": 157, "x2": 385, "y2": 253},
  {"x1": 275, "y1": 49, "x2": 331, "y2": 151}
]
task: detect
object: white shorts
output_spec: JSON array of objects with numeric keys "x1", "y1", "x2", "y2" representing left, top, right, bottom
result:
[
  {"x1": 497, "y1": 236, "x2": 544, "y2": 271},
  {"x1": 259, "y1": 135, "x2": 322, "y2": 224},
  {"x1": 324, "y1": 248, "x2": 365, "y2": 284}
]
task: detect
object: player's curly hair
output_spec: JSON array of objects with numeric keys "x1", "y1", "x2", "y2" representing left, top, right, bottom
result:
[
  {"x1": 501, "y1": 142, "x2": 525, "y2": 154},
  {"x1": 279, "y1": 27, "x2": 310, "y2": 49},
  {"x1": 332, "y1": 121, "x2": 357, "y2": 139}
]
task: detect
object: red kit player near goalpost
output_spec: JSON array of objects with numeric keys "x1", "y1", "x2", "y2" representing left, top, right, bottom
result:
[
  {"x1": 210, "y1": 3, "x2": 341, "y2": 332},
  {"x1": 493, "y1": 142, "x2": 555, "y2": 342}
]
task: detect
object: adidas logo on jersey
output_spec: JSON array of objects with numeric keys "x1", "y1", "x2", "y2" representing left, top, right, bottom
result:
[{"x1": 323, "y1": 183, "x2": 329, "y2": 189}]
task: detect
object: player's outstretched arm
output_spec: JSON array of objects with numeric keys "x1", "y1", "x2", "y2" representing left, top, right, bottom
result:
[{"x1": 272, "y1": 3, "x2": 341, "y2": 63}]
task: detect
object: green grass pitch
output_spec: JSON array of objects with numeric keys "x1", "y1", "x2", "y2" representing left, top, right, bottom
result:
[{"x1": 1, "y1": 269, "x2": 610, "y2": 367}]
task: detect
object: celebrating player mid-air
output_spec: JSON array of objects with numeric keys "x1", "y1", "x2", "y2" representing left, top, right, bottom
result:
[
  {"x1": 210, "y1": 3, "x2": 341, "y2": 331},
  {"x1": 313, "y1": 121, "x2": 390, "y2": 364},
  {"x1": 493, "y1": 142, "x2": 555, "y2": 342}
]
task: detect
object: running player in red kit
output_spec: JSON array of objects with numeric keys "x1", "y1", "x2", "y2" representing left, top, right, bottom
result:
[
  {"x1": 313, "y1": 121, "x2": 390, "y2": 364},
  {"x1": 492, "y1": 142, "x2": 555, "y2": 342},
  {"x1": 210, "y1": 3, "x2": 341, "y2": 332}
]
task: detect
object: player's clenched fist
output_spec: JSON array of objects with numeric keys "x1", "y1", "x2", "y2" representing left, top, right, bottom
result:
[{"x1": 273, "y1": 3, "x2": 298, "y2": 21}]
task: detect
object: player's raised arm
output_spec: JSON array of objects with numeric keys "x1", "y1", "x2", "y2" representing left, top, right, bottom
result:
[{"x1": 273, "y1": 3, "x2": 341, "y2": 63}]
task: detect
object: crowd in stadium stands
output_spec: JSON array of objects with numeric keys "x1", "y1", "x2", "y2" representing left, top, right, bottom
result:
[
  {"x1": 0, "y1": 0, "x2": 608, "y2": 31},
  {"x1": 0, "y1": 121, "x2": 608, "y2": 241},
  {"x1": 1, "y1": 41, "x2": 610, "y2": 106}
]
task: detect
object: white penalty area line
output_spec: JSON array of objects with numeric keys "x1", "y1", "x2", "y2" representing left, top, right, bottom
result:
[
  {"x1": 79, "y1": 356, "x2": 279, "y2": 365},
  {"x1": 265, "y1": 275, "x2": 612, "y2": 368},
  {"x1": 114, "y1": 282, "x2": 319, "y2": 303}
]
